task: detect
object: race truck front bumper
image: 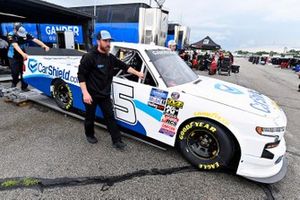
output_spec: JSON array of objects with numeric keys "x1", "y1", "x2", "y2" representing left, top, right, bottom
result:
[{"x1": 236, "y1": 137, "x2": 287, "y2": 183}]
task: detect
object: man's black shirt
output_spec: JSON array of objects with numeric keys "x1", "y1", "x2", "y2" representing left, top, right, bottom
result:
[{"x1": 77, "y1": 47, "x2": 129, "y2": 98}]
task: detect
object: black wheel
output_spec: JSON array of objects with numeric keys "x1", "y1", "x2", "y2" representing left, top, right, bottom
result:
[
  {"x1": 52, "y1": 79, "x2": 73, "y2": 110},
  {"x1": 177, "y1": 119, "x2": 235, "y2": 170}
]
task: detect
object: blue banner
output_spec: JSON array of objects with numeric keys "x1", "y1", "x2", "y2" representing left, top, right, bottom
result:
[
  {"x1": 1, "y1": 23, "x2": 38, "y2": 38},
  {"x1": 39, "y1": 24, "x2": 83, "y2": 44},
  {"x1": 94, "y1": 23, "x2": 139, "y2": 45}
]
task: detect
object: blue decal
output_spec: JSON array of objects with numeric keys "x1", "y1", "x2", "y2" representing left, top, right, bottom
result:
[
  {"x1": 214, "y1": 83, "x2": 244, "y2": 95},
  {"x1": 134, "y1": 99, "x2": 163, "y2": 121},
  {"x1": 148, "y1": 88, "x2": 169, "y2": 111},
  {"x1": 248, "y1": 90, "x2": 271, "y2": 113},
  {"x1": 27, "y1": 59, "x2": 78, "y2": 84},
  {"x1": 28, "y1": 58, "x2": 38, "y2": 73}
]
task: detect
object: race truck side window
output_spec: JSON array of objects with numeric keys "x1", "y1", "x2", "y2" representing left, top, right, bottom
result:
[
  {"x1": 142, "y1": 65, "x2": 157, "y2": 87},
  {"x1": 114, "y1": 48, "x2": 143, "y2": 83}
]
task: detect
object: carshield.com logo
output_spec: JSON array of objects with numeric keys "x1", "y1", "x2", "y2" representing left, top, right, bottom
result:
[{"x1": 28, "y1": 58, "x2": 38, "y2": 73}]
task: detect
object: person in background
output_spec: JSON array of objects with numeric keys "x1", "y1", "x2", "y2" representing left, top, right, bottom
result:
[
  {"x1": 77, "y1": 30, "x2": 144, "y2": 150},
  {"x1": 7, "y1": 23, "x2": 49, "y2": 91},
  {"x1": 192, "y1": 51, "x2": 198, "y2": 69},
  {"x1": 168, "y1": 40, "x2": 177, "y2": 52},
  {"x1": 0, "y1": 37, "x2": 9, "y2": 66},
  {"x1": 229, "y1": 52, "x2": 234, "y2": 65},
  {"x1": 203, "y1": 52, "x2": 210, "y2": 70},
  {"x1": 179, "y1": 49, "x2": 186, "y2": 60}
]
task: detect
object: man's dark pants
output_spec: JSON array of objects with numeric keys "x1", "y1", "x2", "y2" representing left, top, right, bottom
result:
[
  {"x1": 8, "y1": 58, "x2": 28, "y2": 89},
  {"x1": 84, "y1": 96, "x2": 122, "y2": 143}
]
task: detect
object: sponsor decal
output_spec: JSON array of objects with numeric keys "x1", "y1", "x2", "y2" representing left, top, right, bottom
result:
[
  {"x1": 97, "y1": 64, "x2": 104, "y2": 69},
  {"x1": 151, "y1": 50, "x2": 175, "y2": 55},
  {"x1": 159, "y1": 98, "x2": 184, "y2": 137},
  {"x1": 214, "y1": 83, "x2": 244, "y2": 95},
  {"x1": 159, "y1": 123, "x2": 176, "y2": 137},
  {"x1": 248, "y1": 90, "x2": 271, "y2": 113},
  {"x1": 179, "y1": 121, "x2": 217, "y2": 140},
  {"x1": 198, "y1": 162, "x2": 220, "y2": 170},
  {"x1": 27, "y1": 59, "x2": 78, "y2": 84},
  {"x1": 28, "y1": 58, "x2": 38, "y2": 73},
  {"x1": 147, "y1": 88, "x2": 168, "y2": 111},
  {"x1": 171, "y1": 92, "x2": 180, "y2": 100},
  {"x1": 194, "y1": 112, "x2": 230, "y2": 126},
  {"x1": 161, "y1": 115, "x2": 179, "y2": 127}
]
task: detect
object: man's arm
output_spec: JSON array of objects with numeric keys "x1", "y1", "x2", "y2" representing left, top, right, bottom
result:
[
  {"x1": 112, "y1": 55, "x2": 144, "y2": 79},
  {"x1": 78, "y1": 54, "x2": 93, "y2": 104},
  {"x1": 127, "y1": 67, "x2": 144, "y2": 79},
  {"x1": 12, "y1": 43, "x2": 28, "y2": 60},
  {"x1": 32, "y1": 38, "x2": 50, "y2": 51},
  {"x1": 79, "y1": 82, "x2": 93, "y2": 105}
]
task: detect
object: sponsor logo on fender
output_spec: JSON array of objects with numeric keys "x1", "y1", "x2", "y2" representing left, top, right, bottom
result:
[
  {"x1": 27, "y1": 59, "x2": 78, "y2": 84},
  {"x1": 248, "y1": 90, "x2": 271, "y2": 113},
  {"x1": 214, "y1": 83, "x2": 244, "y2": 95},
  {"x1": 194, "y1": 112, "x2": 230, "y2": 126}
]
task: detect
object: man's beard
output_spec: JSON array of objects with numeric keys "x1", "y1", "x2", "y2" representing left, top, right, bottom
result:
[{"x1": 100, "y1": 45, "x2": 110, "y2": 54}]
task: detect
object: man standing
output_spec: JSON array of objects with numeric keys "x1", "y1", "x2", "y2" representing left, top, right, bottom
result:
[
  {"x1": 77, "y1": 30, "x2": 144, "y2": 150},
  {"x1": 167, "y1": 40, "x2": 177, "y2": 51},
  {"x1": 7, "y1": 23, "x2": 49, "y2": 91}
]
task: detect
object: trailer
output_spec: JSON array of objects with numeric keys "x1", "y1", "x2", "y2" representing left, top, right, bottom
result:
[
  {"x1": 166, "y1": 23, "x2": 190, "y2": 49},
  {"x1": 71, "y1": 3, "x2": 169, "y2": 46}
]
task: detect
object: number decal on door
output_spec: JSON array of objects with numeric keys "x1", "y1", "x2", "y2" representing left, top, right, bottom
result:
[{"x1": 112, "y1": 82, "x2": 137, "y2": 124}]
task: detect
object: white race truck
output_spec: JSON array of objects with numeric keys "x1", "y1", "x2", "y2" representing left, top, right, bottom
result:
[{"x1": 23, "y1": 42, "x2": 288, "y2": 183}]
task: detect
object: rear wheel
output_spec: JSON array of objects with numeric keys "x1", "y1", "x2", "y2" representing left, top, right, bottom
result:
[
  {"x1": 52, "y1": 79, "x2": 73, "y2": 110},
  {"x1": 177, "y1": 119, "x2": 235, "y2": 170}
]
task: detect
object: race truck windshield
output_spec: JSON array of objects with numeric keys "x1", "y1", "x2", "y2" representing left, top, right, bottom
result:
[{"x1": 146, "y1": 49, "x2": 198, "y2": 87}]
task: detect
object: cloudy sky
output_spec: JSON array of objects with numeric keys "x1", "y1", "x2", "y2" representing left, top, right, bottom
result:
[{"x1": 43, "y1": 0, "x2": 300, "y2": 51}]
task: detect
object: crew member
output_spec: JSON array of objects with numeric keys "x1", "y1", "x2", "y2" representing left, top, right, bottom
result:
[
  {"x1": 7, "y1": 23, "x2": 49, "y2": 91},
  {"x1": 77, "y1": 30, "x2": 144, "y2": 150},
  {"x1": 168, "y1": 40, "x2": 177, "y2": 51}
]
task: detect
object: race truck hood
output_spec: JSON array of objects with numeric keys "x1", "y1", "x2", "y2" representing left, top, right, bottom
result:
[{"x1": 176, "y1": 75, "x2": 283, "y2": 119}]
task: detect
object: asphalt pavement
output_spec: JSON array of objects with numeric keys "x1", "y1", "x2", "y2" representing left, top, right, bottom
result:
[{"x1": 0, "y1": 58, "x2": 299, "y2": 199}]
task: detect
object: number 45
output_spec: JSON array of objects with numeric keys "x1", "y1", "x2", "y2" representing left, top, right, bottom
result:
[{"x1": 112, "y1": 82, "x2": 137, "y2": 125}]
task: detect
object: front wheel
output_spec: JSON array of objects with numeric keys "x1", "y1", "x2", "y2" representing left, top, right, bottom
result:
[
  {"x1": 52, "y1": 79, "x2": 73, "y2": 110},
  {"x1": 177, "y1": 119, "x2": 235, "y2": 170}
]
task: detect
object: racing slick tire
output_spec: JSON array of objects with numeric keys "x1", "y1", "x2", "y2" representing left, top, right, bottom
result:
[
  {"x1": 52, "y1": 79, "x2": 73, "y2": 110},
  {"x1": 177, "y1": 119, "x2": 235, "y2": 170}
]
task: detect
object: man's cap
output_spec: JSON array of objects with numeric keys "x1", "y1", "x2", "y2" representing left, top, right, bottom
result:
[
  {"x1": 97, "y1": 30, "x2": 113, "y2": 40},
  {"x1": 168, "y1": 40, "x2": 177, "y2": 46},
  {"x1": 14, "y1": 23, "x2": 27, "y2": 37}
]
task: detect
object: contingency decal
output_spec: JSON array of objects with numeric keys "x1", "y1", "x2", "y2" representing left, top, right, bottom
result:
[
  {"x1": 147, "y1": 88, "x2": 168, "y2": 111},
  {"x1": 159, "y1": 97, "x2": 184, "y2": 137},
  {"x1": 248, "y1": 90, "x2": 271, "y2": 113},
  {"x1": 171, "y1": 92, "x2": 180, "y2": 100}
]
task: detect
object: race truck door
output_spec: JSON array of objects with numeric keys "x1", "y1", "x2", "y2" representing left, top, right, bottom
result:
[{"x1": 112, "y1": 47, "x2": 174, "y2": 146}]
